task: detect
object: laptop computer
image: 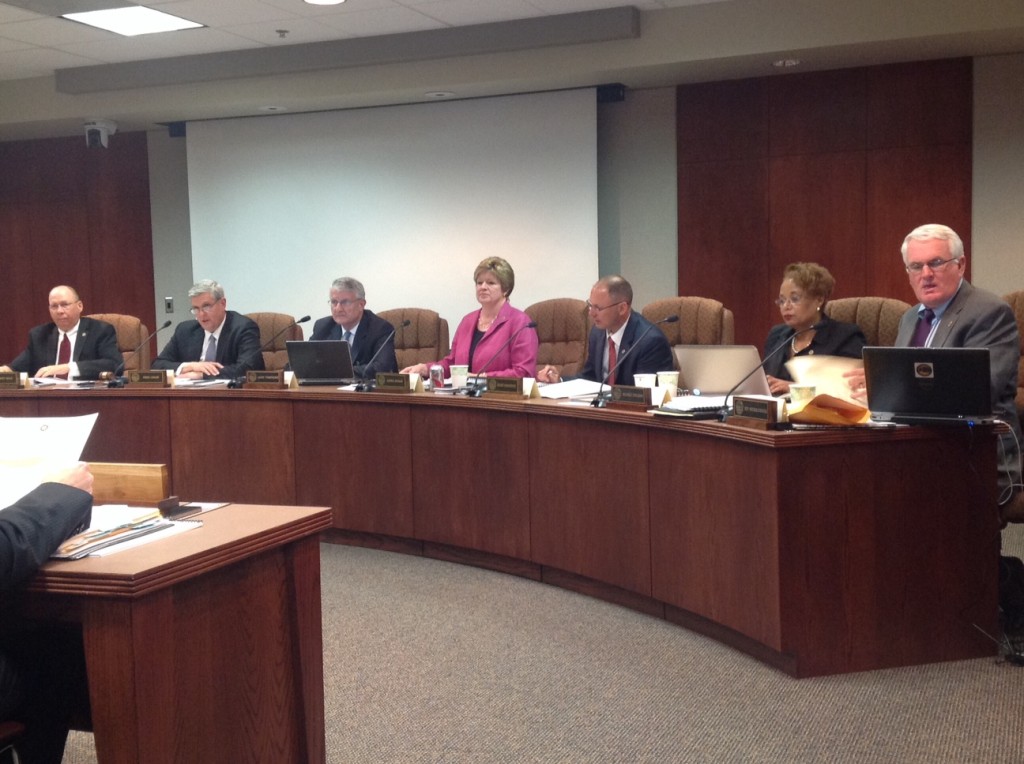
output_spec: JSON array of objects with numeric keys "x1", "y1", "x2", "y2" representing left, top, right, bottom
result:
[
  {"x1": 863, "y1": 346, "x2": 994, "y2": 424},
  {"x1": 286, "y1": 340, "x2": 356, "y2": 386},
  {"x1": 673, "y1": 345, "x2": 772, "y2": 397}
]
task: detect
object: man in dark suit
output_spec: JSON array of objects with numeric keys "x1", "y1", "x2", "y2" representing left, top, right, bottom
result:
[
  {"x1": 1, "y1": 285, "x2": 121, "y2": 380},
  {"x1": 310, "y1": 277, "x2": 398, "y2": 379},
  {"x1": 151, "y1": 280, "x2": 264, "y2": 380},
  {"x1": 537, "y1": 275, "x2": 673, "y2": 386},
  {"x1": 1, "y1": 463, "x2": 94, "y2": 764}
]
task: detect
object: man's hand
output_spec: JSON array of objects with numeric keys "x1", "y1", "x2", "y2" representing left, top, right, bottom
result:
[
  {"x1": 34, "y1": 364, "x2": 71, "y2": 378},
  {"x1": 44, "y1": 462, "x2": 94, "y2": 495},
  {"x1": 179, "y1": 361, "x2": 223, "y2": 379}
]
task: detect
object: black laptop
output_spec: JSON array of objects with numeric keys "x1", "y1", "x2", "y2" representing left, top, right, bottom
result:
[
  {"x1": 286, "y1": 340, "x2": 355, "y2": 386},
  {"x1": 863, "y1": 346, "x2": 994, "y2": 424}
]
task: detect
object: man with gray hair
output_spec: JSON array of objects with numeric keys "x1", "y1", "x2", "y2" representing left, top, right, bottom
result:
[
  {"x1": 152, "y1": 279, "x2": 264, "y2": 379},
  {"x1": 310, "y1": 277, "x2": 398, "y2": 378}
]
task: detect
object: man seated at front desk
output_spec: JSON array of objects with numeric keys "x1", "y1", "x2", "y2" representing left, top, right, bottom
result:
[
  {"x1": 151, "y1": 280, "x2": 264, "y2": 380},
  {"x1": 310, "y1": 276, "x2": 398, "y2": 378},
  {"x1": 536, "y1": 275, "x2": 673, "y2": 385},
  {"x1": 0, "y1": 285, "x2": 121, "y2": 380}
]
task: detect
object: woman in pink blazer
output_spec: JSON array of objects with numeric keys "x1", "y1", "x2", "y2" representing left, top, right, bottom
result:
[{"x1": 403, "y1": 257, "x2": 538, "y2": 379}]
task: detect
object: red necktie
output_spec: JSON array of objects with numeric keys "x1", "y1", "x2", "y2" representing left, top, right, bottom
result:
[
  {"x1": 57, "y1": 332, "x2": 71, "y2": 378},
  {"x1": 607, "y1": 336, "x2": 617, "y2": 386}
]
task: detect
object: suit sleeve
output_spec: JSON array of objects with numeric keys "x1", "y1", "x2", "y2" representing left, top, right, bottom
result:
[
  {"x1": 358, "y1": 318, "x2": 399, "y2": 378},
  {"x1": 6, "y1": 325, "x2": 47, "y2": 375},
  {"x1": 151, "y1": 325, "x2": 186, "y2": 370},
  {"x1": 1, "y1": 483, "x2": 92, "y2": 592},
  {"x1": 829, "y1": 323, "x2": 867, "y2": 360},
  {"x1": 577, "y1": 329, "x2": 601, "y2": 382},
  {"x1": 216, "y1": 318, "x2": 265, "y2": 378},
  {"x1": 631, "y1": 329, "x2": 674, "y2": 380},
  {"x1": 958, "y1": 300, "x2": 1020, "y2": 417},
  {"x1": 75, "y1": 321, "x2": 122, "y2": 379}
]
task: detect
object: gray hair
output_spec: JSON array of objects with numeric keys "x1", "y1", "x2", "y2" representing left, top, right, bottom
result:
[
  {"x1": 331, "y1": 277, "x2": 365, "y2": 300},
  {"x1": 901, "y1": 224, "x2": 964, "y2": 264},
  {"x1": 188, "y1": 279, "x2": 225, "y2": 301}
]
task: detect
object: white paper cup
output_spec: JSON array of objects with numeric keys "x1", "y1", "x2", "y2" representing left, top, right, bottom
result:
[
  {"x1": 789, "y1": 384, "x2": 816, "y2": 404},
  {"x1": 633, "y1": 373, "x2": 657, "y2": 388},
  {"x1": 450, "y1": 364, "x2": 469, "y2": 388}
]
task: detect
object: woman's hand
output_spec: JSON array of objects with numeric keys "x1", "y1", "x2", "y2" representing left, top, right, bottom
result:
[
  {"x1": 766, "y1": 375, "x2": 790, "y2": 396},
  {"x1": 401, "y1": 363, "x2": 429, "y2": 376},
  {"x1": 537, "y1": 365, "x2": 560, "y2": 383}
]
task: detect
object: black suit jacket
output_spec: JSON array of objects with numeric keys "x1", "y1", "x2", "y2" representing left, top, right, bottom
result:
[
  {"x1": 1, "y1": 483, "x2": 92, "y2": 593},
  {"x1": 762, "y1": 317, "x2": 867, "y2": 382},
  {"x1": 579, "y1": 310, "x2": 674, "y2": 386},
  {"x1": 152, "y1": 311, "x2": 265, "y2": 379},
  {"x1": 7, "y1": 317, "x2": 121, "y2": 380},
  {"x1": 310, "y1": 309, "x2": 398, "y2": 378}
]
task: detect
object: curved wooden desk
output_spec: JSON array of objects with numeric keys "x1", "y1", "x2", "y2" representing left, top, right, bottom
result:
[{"x1": 1, "y1": 387, "x2": 1000, "y2": 677}]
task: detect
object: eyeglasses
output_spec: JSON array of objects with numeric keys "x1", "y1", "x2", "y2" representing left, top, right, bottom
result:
[
  {"x1": 328, "y1": 299, "x2": 361, "y2": 308},
  {"x1": 48, "y1": 301, "x2": 79, "y2": 311},
  {"x1": 586, "y1": 300, "x2": 625, "y2": 313},
  {"x1": 774, "y1": 295, "x2": 804, "y2": 307},
  {"x1": 189, "y1": 303, "x2": 219, "y2": 315},
  {"x1": 906, "y1": 257, "x2": 959, "y2": 274}
]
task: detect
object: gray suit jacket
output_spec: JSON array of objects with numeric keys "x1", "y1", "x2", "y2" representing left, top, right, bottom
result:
[{"x1": 896, "y1": 280, "x2": 1022, "y2": 494}]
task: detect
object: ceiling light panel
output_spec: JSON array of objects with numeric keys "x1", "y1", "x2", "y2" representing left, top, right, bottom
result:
[{"x1": 63, "y1": 6, "x2": 203, "y2": 36}]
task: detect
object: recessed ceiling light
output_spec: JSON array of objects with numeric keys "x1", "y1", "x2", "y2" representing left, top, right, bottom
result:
[
  {"x1": 772, "y1": 59, "x2": 802, "y2": 68},
  {"x1": 304, "y1": 0, "x2": 346, "y2": 5},
  {"x1": 425, "y1": 91, "x2": 455, "y2": 99},
  {"x1": 63, "y1": 7, "x2": 203, "y2": 36}
]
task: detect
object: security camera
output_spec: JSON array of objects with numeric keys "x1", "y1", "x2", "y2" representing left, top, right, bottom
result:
[{"x1": 84, "y1": 118, "x2": 117, "y2": 149}]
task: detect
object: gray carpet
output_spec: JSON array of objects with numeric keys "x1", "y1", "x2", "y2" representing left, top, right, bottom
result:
[{"x1": 63, "y1": 526, "x2": 1024, "y2": 763}]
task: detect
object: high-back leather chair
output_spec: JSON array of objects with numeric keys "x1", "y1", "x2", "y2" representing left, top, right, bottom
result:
[
  {"x1": 377, "y1": 308, "x2": 450, "y2": 369},
  {"x1": 86, "y1": 313, "x2": 150, "y2": 371},
  {"x1": 524, "y1": 298, "x2": 590, "y2": 377},
  {"x1": 641, "y1": 297, "x2": 735, "y2": 346},
  {"x1": 1002, "y1": 290, "x2": 1024, "y2": 426},
  {"x1": 245, "y1": 312, "x2": 303, "y2": 371},
  {"x1": 825, "y1": 296, "x2": 912, "y2": 347}
]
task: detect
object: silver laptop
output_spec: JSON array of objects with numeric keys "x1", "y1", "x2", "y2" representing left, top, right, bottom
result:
[
  {"x1": 863, "y1": 346, "x2": 994, "y2": 424},
  {"x1": 673, "y1": 345, "x2": 772, "y2": 396},
  {"x1": 286, "y1": 340, "x2": 355, "y2": 386}
]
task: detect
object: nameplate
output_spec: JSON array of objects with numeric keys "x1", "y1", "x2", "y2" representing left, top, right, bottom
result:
[
  {"x1": 0, "y1": 371, "x2": 27, "y2": 389},
  {"x1": 607, "y1": 385, "x2": 653, "y2": 409},
  {"x1": 484, "y1": 377, "x2": 541, "y2": 399},
  {"x1": 727, "y1": 395, "x2": 781, "y2": 430},
  {"x1": 128, "y1": 370, "x2": 171, "y2": 387},
  {"x1": 375, "y1": 372, "x2": 423, "y2": 393},
  {"x1": 245, "y1": 370, "x2": 286, "y2": 389}
]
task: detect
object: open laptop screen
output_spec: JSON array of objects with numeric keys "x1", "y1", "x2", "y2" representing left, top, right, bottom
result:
[
  {"x1": 863, "y1": 346, "x2": 993, "y2": 424},
  {"x1": 672, "y1": 345, "x2": 771, "y2": 396},
  {"x1": 286, "y1": 340, "x2": 355, "y2": 385}
]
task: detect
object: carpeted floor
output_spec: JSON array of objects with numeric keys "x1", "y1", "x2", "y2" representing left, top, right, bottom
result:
[{"x1": 63, "y1": 526, "x2": 1024, "y2": 763}]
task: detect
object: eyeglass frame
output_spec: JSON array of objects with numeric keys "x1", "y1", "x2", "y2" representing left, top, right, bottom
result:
[
  {"x1": 48, "y1": 301, "x2": 80, "y2": 311},
  {"x1": 774, "y1": 294, "x2": 807, "y2": 307},
  {"x1": 328, "y1": 298, "x2": 363, "y2": 309},
  {"x1": 189, "y1": 301, "x2": 221, "y2": 315},
  {"x1": 586, "y1": 300, "x2": 626, "y2": 313},
  {"x1": 905, "y1": 256, "x2": 960, "y2": 275}
]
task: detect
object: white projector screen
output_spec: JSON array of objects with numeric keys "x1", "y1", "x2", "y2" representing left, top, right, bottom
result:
[{"x1": 186, "y1": 89, "x2": 598, "y2": 338}]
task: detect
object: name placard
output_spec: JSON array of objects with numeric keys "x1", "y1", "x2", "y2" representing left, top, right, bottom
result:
[
  {"x1": 608, "y1": 385, "x2": 654, "y2": 409},
  {"x1": 728, "y1": 395, "x2": 782, "y2": 430},
  {"x1": 0, "y1": 371, "x2": 27, "y2": 389},
  {"x1": 375, "y1": 373, "x2": 424, "y2": 393},
  {"x1": 245, "y1": 370, "x2": 287, "y2": 389},
  {"x1": 484, "y1": 377, "x2": 540, "y2": 399},
  {"x1": 128, "y1": 370, "x2": 171, "y2": 387}
]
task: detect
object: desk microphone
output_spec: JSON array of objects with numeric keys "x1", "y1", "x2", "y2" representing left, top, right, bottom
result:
[
  {"x1": 107, "y1": 320, "x2": 172, "y2": 387},
  {"x1": 354, "y1": 319, "x2": 410, "y2": 392},
  {"x1": 591, "y1": 315, "x2": 679, "y2": 408},
  {"x1": 464, "y1": 322, "x2": 538, "y2": 397},
  {"x1": 717, "y1": 321, "x2": 825, "y2": 421},
  {"x1": 227, "y1": 315, "x2": 310, "y2": 388}
]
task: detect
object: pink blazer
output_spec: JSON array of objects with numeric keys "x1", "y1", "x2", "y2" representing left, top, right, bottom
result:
[{"x1": 432, "y1": 300, "x2": 538, "y2": 378}]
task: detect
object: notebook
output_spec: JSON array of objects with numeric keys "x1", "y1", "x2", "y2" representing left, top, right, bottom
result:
[
  {"x1": 672, "y1": 345, "x2": 772, "y2": 397},
  {"x1": 286, "y1": 340, "x2": 355, "y2": 386},
  {"x1": 863, "y1": 346, "x2": 994, "y2": 424}
]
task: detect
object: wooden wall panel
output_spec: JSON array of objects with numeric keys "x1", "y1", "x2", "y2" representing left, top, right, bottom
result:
[
  {"x1": 677, "y1": 58, "x2": 972, "y2": 346},
  {"x1": 769, "y1": 153, "x2": 867, "y2": 298},
  {"x1": 0, "y1": 132, "x2": 155, "y2": 365}
]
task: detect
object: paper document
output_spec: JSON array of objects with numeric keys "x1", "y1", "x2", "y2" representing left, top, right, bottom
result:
[
  {"x1": 0, "y1": 413, "x2": 98, "y2": 509},
  {"x1": 538, "y1": 378, "x2": 603, "y2": 399},
  {"x1": 51, "y1": 504, "x2": 200, "y2": 559},
  {"x1": 785, "y1": 355, "x2": 864, "y2": 405}
]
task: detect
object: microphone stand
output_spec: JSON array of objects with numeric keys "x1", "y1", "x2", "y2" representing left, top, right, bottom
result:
[
  {"x1": 591, "y1": 315, "x2": 679, "y2": 408},
  {"x1": 462, "y1": 322, "x2": 538, "y2": 398},
  {"x1": 107, "y1": 320, "x2": 172, "y2": 387},
  {"x1": 228, "y1": 315, "x2": 310, "y2": 388},
  {"x1": 354, "y1": 319, "x2": 410, "y2": 392},
  {"x1": 717, "y1": 321, "x2": 824, "y2": 421}
]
